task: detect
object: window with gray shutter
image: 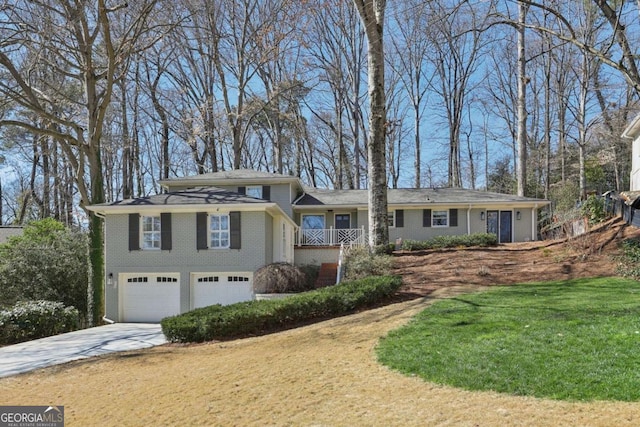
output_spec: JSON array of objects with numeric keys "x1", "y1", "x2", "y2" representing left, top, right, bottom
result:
[
  {"x1": 129, "y1": 213, "x2": 140, "y2": 250},
  {"x1": 449, "y1": 209, "x2": 458, "y2": 227},
  {"x1": 230, "y1": 211, "x2": 241, "y2": 249},
  {"x1": 395, "y1": 209, "x2": 404, "y2": 228},
  {"x1": 161, "y1": 212, "x2": 172, "y2": 250},
  {"x1": 423, "y1": 209, "x2": 431, "y2": 227},
  {"x1": 196, "y1": 212, "x2": 208, "y2": 250}
]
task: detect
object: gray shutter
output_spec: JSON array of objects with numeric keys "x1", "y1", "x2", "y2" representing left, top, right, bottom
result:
[
  {"x1": 129, "y1": 214, "x2": 139, "y2": 251},
  {"x1": 230, "y1": 211, "x2": 241, "y2": 249},
  {"x1": 161, "y1": 213, "x2": 172, "y2": 250},
  {"x1": 262, "y1": 185, "x2": 271, "y2": 200},
  {"x1": 395, "y1": 209, "x2": 404, "y2": 228},
  {"x1": 238, "y1": 186, "x2": 246, "y2": 195},
  {"x1": 423, "y1": 209, "x2": 431, "y2": 228},
  {"x1": 449, "y1": 209, "x2": 458, "y2": 227},
  {"x1": 196, "y1": 212, "x2": 208, "y2": 250}
]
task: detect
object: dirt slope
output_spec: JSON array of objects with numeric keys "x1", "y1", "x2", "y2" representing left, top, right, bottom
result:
[{"x1": 394, "y1": 217, "x2": 640, "y2": 298}]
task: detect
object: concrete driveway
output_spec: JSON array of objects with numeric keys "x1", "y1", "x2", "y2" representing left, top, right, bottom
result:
[{"x1": 0, "y1": 323, "x2": 166, "y2": 378}]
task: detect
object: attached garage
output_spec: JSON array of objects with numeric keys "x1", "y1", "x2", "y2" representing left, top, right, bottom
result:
[
  {"x1": 120, "y1": 273, "x2": 181, "y2": 322},
  {"x1": 191, "y1": 272, "x2": 254, "y2": 309}
]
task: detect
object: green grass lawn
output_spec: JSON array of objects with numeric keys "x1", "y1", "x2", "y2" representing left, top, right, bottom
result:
[{"x1": 376, "y1": 277, "x2": 640, "y2": 401}]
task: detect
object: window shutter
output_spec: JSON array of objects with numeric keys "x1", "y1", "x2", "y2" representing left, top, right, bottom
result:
[
  {"x1": 395, "y1": 209, "x2": 404, "y2": 228},
  {"x1": 449, "y1": 209, "x2": 458, "y2": 227},
  {"x1": 129, "y1": 214, "x2": 140, "y2": 251},
  {"x1": 423, "y1": 209, "x2": 432, "y2": 228},
  {"x1": 230, "y1": 211, "x2": 241, "y2": 249},
  {"x1": 262, "y1": 185, "x2": 271, "y2": 200},
  {"x1": 161, "y1": 213, "x2": 172, "y2": 250},
  {"x1": 238, "y1": 186, "x2": 246, "y2": 195},
  {"x1": 196, "y1": 212, "x2": 208, "y2": 250}
]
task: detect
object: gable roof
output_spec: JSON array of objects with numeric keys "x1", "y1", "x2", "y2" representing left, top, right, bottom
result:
[
  {"x1": 159, "y1": 169, "x2": 303, "y2": 189},
  {"x1": 88, "y1": 187, "x2": 279, "y2": 213},
  {"x1": 295, "y1": 187, "x2": 549, "y2": 208}
]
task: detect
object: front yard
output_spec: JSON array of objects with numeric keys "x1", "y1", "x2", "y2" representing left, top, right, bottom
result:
[{"x1": 1, "y1": 284, "x2": 639, "y2": 426}]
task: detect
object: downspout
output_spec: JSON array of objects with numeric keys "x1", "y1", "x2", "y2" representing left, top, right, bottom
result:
[
  {"x1": 531, "y1": 204, "x2": 538, "y2": 241},
  {"x1": 467, "y1": 204, "x2": 472, "y2": 235},
  {"x1": 92, "y1": 210, "x2": 116, "y2": 324}
]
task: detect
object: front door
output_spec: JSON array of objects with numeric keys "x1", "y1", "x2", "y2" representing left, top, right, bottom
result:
[
  {"x1": 334, "y1": 213, "x2": 351, "y2": 244},
  {"x1": 487, "y1": 210, "x2": 513, "y2": 243},
  {"x1": 335, "y1": 214, "x2": 350, "y2": 229}
]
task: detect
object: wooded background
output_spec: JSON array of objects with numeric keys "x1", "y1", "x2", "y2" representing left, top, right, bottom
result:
[{"x1": 0, "y1": 0, "x2": 638, "y2": 225}]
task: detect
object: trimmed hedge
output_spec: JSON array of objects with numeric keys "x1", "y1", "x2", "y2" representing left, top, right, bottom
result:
[
  {"x1": 401, "y1": 233, "x2": 498, "y2": 251},
  {"x1": 161, "y1": 275, "x2": 402, "y2": 343},
  {"x1": 0, "y1": 300, "x2": 80, "y2": 345}
]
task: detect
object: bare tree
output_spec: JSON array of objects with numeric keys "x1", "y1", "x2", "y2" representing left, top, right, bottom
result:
[
  {"x1": 352, "y1": 0, "x2": 388, "y2": 250},
  {"x1": 0, "y1": 0, "x2": 163, "y2": 324}
]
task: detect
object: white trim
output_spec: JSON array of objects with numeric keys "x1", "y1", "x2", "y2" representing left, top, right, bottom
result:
[
  {"x1": 301, "y1": 213, "x2": 326, "y2": 229},
  {"x1": 140, "y1": 215, "x2": 161, "y2": 250},
  {"x1": 431, "y1": 209, "x2": 449, "y2": 228},
  {"x1": 333, "y1": 212, "x2": 352, "y2": 229},
  {"x1": 208, "y1": 213, "x2": 230, "y2": 249},
  {"x1": 387, "y1": 210, "x2": 396, "y2": 228}
]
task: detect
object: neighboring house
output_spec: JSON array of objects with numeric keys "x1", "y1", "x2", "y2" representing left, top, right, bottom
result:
[
  {"x1": 619, "y1": 115, "x2": 640, "y2": 225},
  {"x1": 88, "y1": 169, "x2": 549, "y2": 322}
]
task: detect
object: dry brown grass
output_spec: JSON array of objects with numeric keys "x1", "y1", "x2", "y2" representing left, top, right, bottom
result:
[{"x1": 2, "y1": 219, "x2": 640, "y2": 426}]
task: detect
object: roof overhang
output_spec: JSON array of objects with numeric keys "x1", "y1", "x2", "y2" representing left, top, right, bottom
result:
[
  {"x1": 87, "y1": 202, "x2": 298, "y2": 228},
  {"x1": 622, "y1": 114, "x2": 640, "y2": 139}
]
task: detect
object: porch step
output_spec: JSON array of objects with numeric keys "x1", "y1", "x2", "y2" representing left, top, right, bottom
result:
[{"x1": 315, "y1": 263, "x2": 338, "y2": 288}]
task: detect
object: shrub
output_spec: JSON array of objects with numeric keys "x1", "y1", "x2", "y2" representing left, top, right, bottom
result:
[
  {"x1": 401, "y1": 233, "x2": 498, "y2": 251},
  {"x1": 0, "y1": 300, "x2": 80, "y2": 345},
  {"x1": 253, "y1": 262, "x2": 311, "y2": 293},
  {"x1": 580, "y1": 195, "x2": 606, "y2": 225},
  {"x1": 618, "y1": 239, "x2": 640, "y2": 279},
  {"x1": 161, "y1": 275, "x2": 402, "y2": 343},
  {"x1": 0, "y1": 219, "x2": 89, "y2": 319},
  {"x1": 343, "y1": 246, "x2": 393, "y2": 281}
]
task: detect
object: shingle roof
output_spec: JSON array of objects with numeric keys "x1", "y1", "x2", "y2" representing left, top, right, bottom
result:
[
  {"x1": 159, "y1": 169, "x2": 301, "y2": 186},
  {"x1": 295, "y1": 187, "x2": 548, "y2": 206},
  {"x1": 96, "y1": 187, "x2": 269, "y2": 208}
]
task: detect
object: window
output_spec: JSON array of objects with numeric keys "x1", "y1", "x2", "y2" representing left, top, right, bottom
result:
[
  {"x1": 432, "y1": 210, "x2": 448, "y2": 227},
  {"x1": 302, "y1": 214, "x2": 325, "y2": 230},
  {"x1": 387, "y1": 211, "x2": 395, "y2": 228},
  {"x1": 141, "y1": 216, "x2": 161, "y2": 249},
  {"x1": 210, "y1": 214, "x2": 230, "y2": 248},
  {"x1": 245, "y1": 186, "x2": 262, "y2": 199}
]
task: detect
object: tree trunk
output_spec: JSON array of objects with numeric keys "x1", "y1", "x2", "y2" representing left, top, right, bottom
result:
[
  {"x1": 353, "y1": 0, "x2": 388, "y2": 250},
  {"x1": 516, "y1": 2, "x2": 528, "y2": 197}
]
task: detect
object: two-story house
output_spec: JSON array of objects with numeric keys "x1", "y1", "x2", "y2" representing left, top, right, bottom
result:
[{"x1": 88, "y1": 169, "x2": 549, "y2": 322}]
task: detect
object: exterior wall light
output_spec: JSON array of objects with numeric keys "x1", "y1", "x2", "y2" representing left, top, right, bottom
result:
[
  {"x1": 480, "y1": 211, "x2": 485, "y2": 221},
  {"x1": 516, "y1": 211, "x2": 521, "y2": 220},
  {"x1": 107, "y1": 273, "x2": 113, "y2": 286}
]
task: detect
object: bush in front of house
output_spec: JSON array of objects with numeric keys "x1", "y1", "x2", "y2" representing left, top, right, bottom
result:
[
  {"x1": 161, "y1": 275, "x2": 402, "y2": 343},
  {"x1": 0, "y1": 300, "x2": 80, "y2": 345},
  {"x1": 401, "y1": 233, "x2": 498, "y2": 251},
  {"x1": 343, "y1": 246, "x2": 393, "y2": 281},
  {"x1": 253, "y1": 262, "x2": 312, "y2": 293}
]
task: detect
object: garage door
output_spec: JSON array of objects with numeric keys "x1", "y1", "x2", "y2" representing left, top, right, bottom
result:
[
  {"x1": 191, "y1": 273, "x2": 254, "y2": 309},
  {"x1": 121, "y1": 273, "x2": 181, "y2": 322}
]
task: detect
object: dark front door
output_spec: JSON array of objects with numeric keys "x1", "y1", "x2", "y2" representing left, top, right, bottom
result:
[
  {"x1": 499, "y1": 211, "x2": 512, "y2": 243},
  {"x1": 335, "y1": 214, "x2": 351, "y2": 229},
  {"x1": 486, "y1": 210, "x2": 512, "y2": 243}
]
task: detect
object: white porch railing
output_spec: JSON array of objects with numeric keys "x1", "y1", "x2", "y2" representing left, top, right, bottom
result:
[{"x1": 295, "y1": 226, "x2": 366, "y2": 247}]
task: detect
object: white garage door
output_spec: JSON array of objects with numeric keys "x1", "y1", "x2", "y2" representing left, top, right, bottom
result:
[
  {"x1": 191, "y1": 273, "x2": 254, "y2": 309},
  {"x1": 121, "y1": 273, "x2": 181, "y2": 322}
]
